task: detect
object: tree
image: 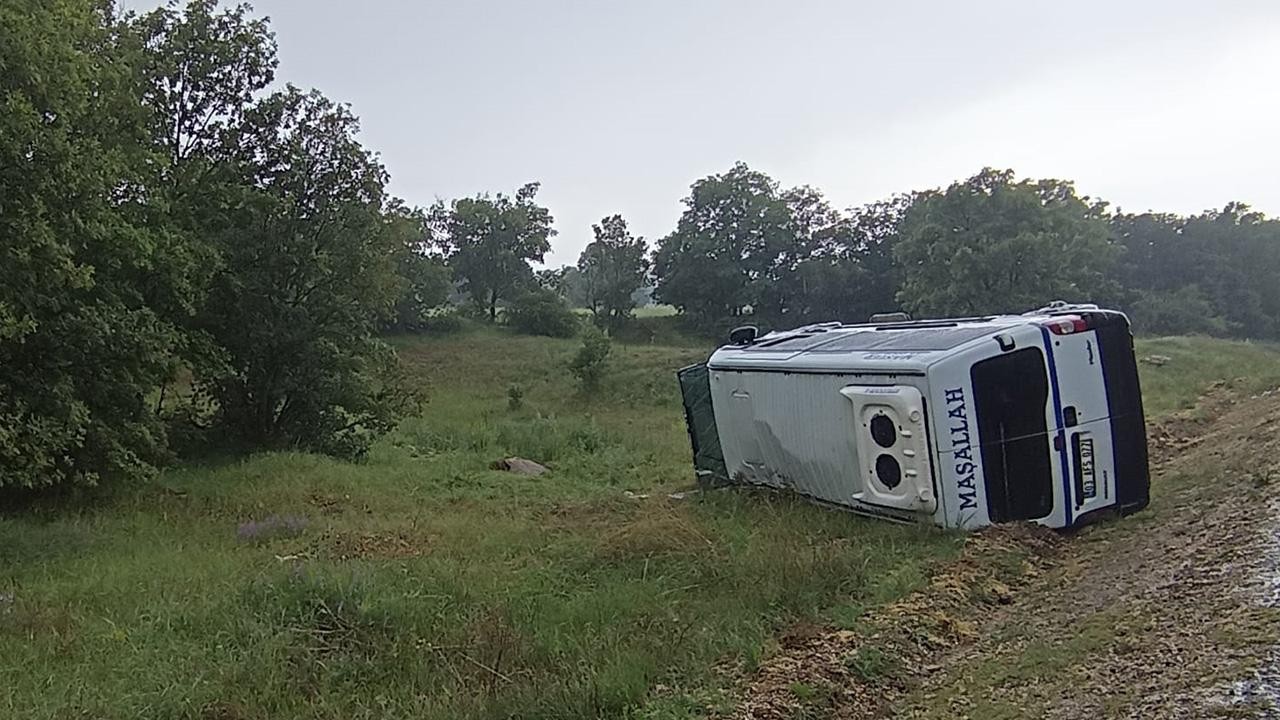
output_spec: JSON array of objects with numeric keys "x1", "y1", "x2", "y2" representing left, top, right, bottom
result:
[
  {"x1": 780, "y1": 193, "x2": 916, "y2": 324},
  {"x1": 653, "y1": 163, "x2": 792, "y2": 329},
  {"x1": 431, "y1": 184, "x2": 555, "y2": 322},
  {"x1": 1110, "y1": 205, "x2": 1280, "y2": 339},
  {"x1": 384, "y1": 206, "x2": 451, "y2": 332},
  {"x1": 840, "y1": 195, "x2": 915, "y2": 316},
  {"x1": 505, "y1": 287, "x2": 581, "y2": 338},
  {"x1": 569, "y1": 326, "x2": 612, "y2": 390},
  {"x1": 894, "y1": 168, "x2": 1117, "y2": 317},
  {"x1": 534, "y1": 266, "x2": 570, "y2": 296},
  {"x1": 192, "y1": 86, "x2": 414, "y2": 457},
  {"x1": 131, "y1": 2, "x2": 418, "y2": 456},
  {"x1": 0, "y1": 0, "x2": 181, "y2": 487},
  {"x1": 130, "y1": 0, "x2": 277, "y2": 340},
  {"x1": 1127, "y1": 287, "x2": 1231, "y2": 337},
  {"x1": 755, "y1": 185, "x2": 839, "y2": 322},
  {"x1": 559, "y1": 266, "x2": 591, "y2": 308},
  {"x1": 134, "y1": 0, "x2": 276, "y2": 188},
  {"x1": 578, "y1": 215, "x2": 650, "y2": 331},
  {"x1": 654, "y1": 164, "x2": 918, "y2": 331},
  {"x1": 122, "y1": 0, "x2": 286, "y2": 421},
  {"x1": 1179, "y1": 205, "x2": 1280, "y2": 339}
]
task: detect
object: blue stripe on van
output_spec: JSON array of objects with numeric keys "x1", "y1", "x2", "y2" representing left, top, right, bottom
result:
[{"x1": 1040, "y1": 327, "x2": 1073, "y2": 527}]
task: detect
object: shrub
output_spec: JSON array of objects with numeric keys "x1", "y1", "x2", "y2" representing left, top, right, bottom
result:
[
  {"x1": 845, "y1": 645, "x2": 896, "y2": 681},
  {"x1": 569, "y1": 327, "x2": 612, "y2": 390},
  {"x1": 1128, "y1": 286, "x2": 1233, "y2": 337},
  {"x1": 421, "y1": 308, "x2": 465, "y2": 335},
  {"x1": 506, "y1": 383, "x2": 524, "y2": 411},
  {"x1": 505, "y1": 288, "x2": 580, "y2": 338}
]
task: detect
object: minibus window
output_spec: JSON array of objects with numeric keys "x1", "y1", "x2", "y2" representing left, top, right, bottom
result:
[{"x1": 970, "y1": 348, "x2": 1054, "y2": 522}]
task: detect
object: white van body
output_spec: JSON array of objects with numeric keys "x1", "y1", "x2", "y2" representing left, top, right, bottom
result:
[{"x1": 677, "y1": 304, "x2": 1150, "y2": 530}]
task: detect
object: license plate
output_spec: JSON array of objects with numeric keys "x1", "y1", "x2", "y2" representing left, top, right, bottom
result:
[{"x1": 1077, "y1": 437, "x2": 1096, "y2": 499}]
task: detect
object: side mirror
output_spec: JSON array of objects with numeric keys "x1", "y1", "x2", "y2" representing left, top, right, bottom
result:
[{"x1": 728, "y1": 325, "x2": 758, "y2": 346}]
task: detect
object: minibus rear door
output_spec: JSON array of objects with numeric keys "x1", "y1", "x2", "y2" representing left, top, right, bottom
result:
[{"x1": 1040, "y1": 316, "x2": 1120, "y2": 522}]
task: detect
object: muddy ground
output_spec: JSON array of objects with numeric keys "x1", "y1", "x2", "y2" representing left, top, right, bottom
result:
[{"x1": 730, "y1": 384, "x2": 1280, "y2": 719}]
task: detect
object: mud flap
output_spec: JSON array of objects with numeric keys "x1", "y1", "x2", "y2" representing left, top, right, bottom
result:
[{"x1": 677, "y1": 363, "x2": 729, "y2": 487}]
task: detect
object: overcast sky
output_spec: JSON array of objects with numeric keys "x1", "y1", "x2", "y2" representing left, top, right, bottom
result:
[{"x1": 124, "y1": 0, "x2": 1280, "y2": 265}]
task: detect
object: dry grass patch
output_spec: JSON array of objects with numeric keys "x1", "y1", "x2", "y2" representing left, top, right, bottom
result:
[{"x1": 597, "y1": 501, "x2": 718, "y2": 559}]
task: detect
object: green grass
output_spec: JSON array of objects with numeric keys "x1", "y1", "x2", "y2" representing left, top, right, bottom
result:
[
  {"x1": 2, "y1": 329, "x2": 1276, "y2": 719},
  {"x1": 0, "y1": 328, "x2": 957, "y2": 720},
  {"x1": 1135, "y1": 336, "x2": 1280, "y2": 416},
  {"x1": 845, "y1": 645, "x2": 896, "y2": 681}
]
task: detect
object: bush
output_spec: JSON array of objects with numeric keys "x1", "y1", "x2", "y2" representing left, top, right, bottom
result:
[
  {"x1": 506, "y1": 383, "x2": 524, "y2": 411},
  {"x1": 569, "y1": 327, "x2": 612, "y2": 390},
  {"x1": 505, "y1": 288, "x2": 580, "y2": 338},
  {"x1": 1129, "y1": 286, "x2": 1233, "y2": 337},
  {"x1": 421, "y1": 308, "x2": 465, "y2": 335},
  {"x1": 845, "y1": 645, "x2": 896, "y2": 681}
]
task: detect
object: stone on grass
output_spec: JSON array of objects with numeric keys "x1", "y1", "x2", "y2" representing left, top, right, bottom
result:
[{"x1": 491, "y1": 457, "x2": 549, "y2": 476}]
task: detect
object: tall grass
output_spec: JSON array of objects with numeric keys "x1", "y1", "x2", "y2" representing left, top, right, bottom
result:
[
  {"x1": 1134, "y1": 336, "x2": 1280, "y2": 416},
  {"x1": 0, "y1": 328, "x2": 958, "y2": 719}
]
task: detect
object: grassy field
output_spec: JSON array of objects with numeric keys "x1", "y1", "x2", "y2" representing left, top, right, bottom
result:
[
  {"x1": 1130, "y1": 335, "x2": 1280, "y2": 415},
  {"x1": 2, "y1": 327, "x2": 1276, "y2": 719}
]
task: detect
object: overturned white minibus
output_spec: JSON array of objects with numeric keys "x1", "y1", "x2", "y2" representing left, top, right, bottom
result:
[{"x1": 677, "y1": 303, "x2": 1150, "y2": 530}]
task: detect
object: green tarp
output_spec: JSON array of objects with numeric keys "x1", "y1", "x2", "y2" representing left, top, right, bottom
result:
[{"x1": 676, "y1": 363, "x2": 728, "y2": 487}]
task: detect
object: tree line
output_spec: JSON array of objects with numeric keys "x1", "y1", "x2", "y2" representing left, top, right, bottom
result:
[
  {"x1": 481, "y1": 163, "x2": 1280, "y2": 343},
  {"x1": 646, "y1": 164, "x2": 1280, "y2": 339},
  {"x1": 5, "y1": 0, "x2": 1278, "y2": 491}
]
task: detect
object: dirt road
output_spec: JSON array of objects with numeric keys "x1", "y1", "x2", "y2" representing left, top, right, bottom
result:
[{"x1": 732, "y1": 386, "x2": 1280, "y2": 719}]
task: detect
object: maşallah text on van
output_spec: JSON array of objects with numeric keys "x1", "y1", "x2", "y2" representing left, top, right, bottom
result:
[{"x1": 677, "y1": 302, "x2": 1150, "y2": 530}]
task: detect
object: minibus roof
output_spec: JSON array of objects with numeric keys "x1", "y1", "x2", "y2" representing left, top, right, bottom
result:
[{"x1": 707, "y1": 314, "x2": 1042, "y2": 373}]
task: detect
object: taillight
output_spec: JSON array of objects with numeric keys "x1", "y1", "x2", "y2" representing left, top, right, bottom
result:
[{"x1": 1043, "y1": 315, "x2": 1088, "y2": 335}]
